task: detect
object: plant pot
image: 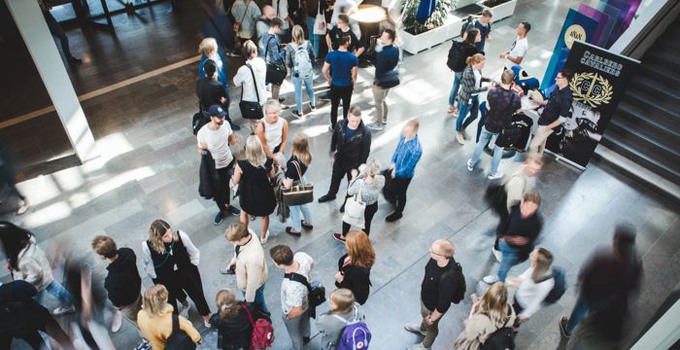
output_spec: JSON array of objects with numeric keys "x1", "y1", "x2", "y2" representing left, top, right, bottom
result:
[
  {"x1": 399, "y1": 16, "x2": 465, "y2": 54},
  {"x1": 481, "y1": 0, "x2": 517, "y2": 22}
]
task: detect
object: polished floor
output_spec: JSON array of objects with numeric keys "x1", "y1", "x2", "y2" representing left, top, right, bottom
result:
[{"x1": 1, "y1": 0, "x2": 679, "y2": 349}]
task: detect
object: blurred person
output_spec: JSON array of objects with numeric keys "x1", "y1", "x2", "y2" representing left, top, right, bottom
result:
[
  {"x1": 405, "y1": 239, "x2": 463, "y2": 350},
  {"x1": 384, "y1": 118, "x2": 422, "y2": 222},
  {"x1": 272, "y1": 0, "x2": 293, "y2": 34},
  {"x1": 335, "y1": 231, "x2": 375, "y2": 304},
  {"x1": 200, "y1": 0, "x2": 236, "y2": 56},
  {"x1": 38, "y1": 0, "x2": 81, "y2": 64},
  {"x1": 256, "y1": 5, "x2": 276, "y2": 41},
  {"x1": 316, "y1": 288, "x2": 365, "y2": 349},
  {"x1": 282, "y1": 133, "x2": 314, "y2": 237},
  {"x1": 231, "y1": 135, "x2": 278, "y2": 243},
  {"x1": 261, "y1": 18, "x2": 289, "y2": 107},
  {"x1": 466, "y1": 69, "x2": 521, "y2": 179},
  {"x1": 0, "y1": 221, "x2": 75, "y2": 316},
  {"x1": 528, "y1": 69, "x2": 574, "y2": 155},
  {"x1": 500, "y1": 21, "x2": 530, "y2": 66},
  {"x1": 91, "y1": 235, "x2": 142, "y2": 333},
  {"x1": 137, "y1": 285, "x2": 201, "y2": 349},
  {"x1": 367, "y1": 28, "x2": 400, "y2": 131},
  {"x1": 285, "y1": 25, "x2": 316, "y2": 117},
  {"x1": 559, "y1": 224, "x2": 642, "y2": 338},
  {"x1": 453, "y1": 282, "x2": 516, "y2": 350},
  {"x1": 270, "y1": 245, "x2": 315, "y2": 350},
  {"x1": 0, "y1": 141, "x2": 30, "y2": 214},
  {"x1": 0, "y1": 280, "x2": 74, "y2": 350},
  {"x1": 333, "y1": 159, "x2": 384, "y2": 241},
  {"x1": 326, "y1": 14, "x2": 364, "y2": 56},
  {"x1": 210, "y1": 288, "x2": 254, "y2": 350},
  {"x1": 507, "y1": 248, "x2": 554, "y2": 327},
  {"x1": 323, "y1": 35, "x2": 359, "y2": 129},
  {"x1": 142, "y1": 220, "x2": 212, "y2": 327},
  {"x1": 455, "y1": 53, "x2": 490, "y2": 145},
  {"x1": 197, "y1": 60, "x2": 240, "y2": 131},
  {"x1": 463, "y1": 9, "x2": 493, "y2": 52},
  {"x1": 329, "y1": 0, "x2": 360, "y2": 34},
  {"x1": 447, "y1": 28, "x2": 479, "y2": 115},
  {"x1": 234, "y1": 40, "x2": 268, "y2": 124},
  {"x1": 231, "y1": 0, "x2": 261, "y2": 52},
  {"x1": 318, "y1": 106, "x2": 371, "y2": 204},
  {"x1": 306, "y1": 0, "x2": 326, "y2": 58},
  {"x1": 255, "y1": 100, "x2": 289, "y2": 160},
  {"x1": 222, "y1": 222, "x2": 270, "y2": 313}
]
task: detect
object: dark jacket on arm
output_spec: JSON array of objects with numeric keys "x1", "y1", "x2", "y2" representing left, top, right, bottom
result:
[
  {"x1": 336, "y1": 254, "x2": 371, "y2": 305},
  {"x1": 105, "y1": 248, "x2": 142, "y2": 307},
  {"x1": 330, "y1": 120, "x2": 372, "y2": 169}
]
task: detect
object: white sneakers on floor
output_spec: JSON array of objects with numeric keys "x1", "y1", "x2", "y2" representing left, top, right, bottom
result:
[{"x1": 111, "y1": 309, "x2": 123, "y2": 333}]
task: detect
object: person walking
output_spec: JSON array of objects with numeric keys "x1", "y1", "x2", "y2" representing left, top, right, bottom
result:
[
  {"x1": 255, "y1": 100, "x2": 289, "y2": 163},
  {"x1": 197, "y1": 60, "x2": 240, "y2": 130},
  {"x1": 335, "y1": 230, "x2": 375, "y2": 304},
  {"x1": 447, "y1": 28, "x2": 479, "y2": 115},
  {"x1": 231, "y1": 0, "x2": 262, "y2": 51},
  {"x1": 528, "y1": 69, "x2": 574, "y2": 155},
  {"x1": 318, "y1": 106, "x2": 371, "y2": 205},
  {"x1": 261, "y1": 18, "x2": 289, "y2": 107},
  {"x1": 270, "y1": 245, "x2": 315, "y2": 350},
  {"x1": 507, "y1": 248, "x2": 554, "y2": 328},
  {"x1": 316, "y1": 288, "x2": 365, "y2": 350},
  {"x1": 285, "y1": 25, "x2": 316, "y2": 117},
  {"x1": 141, "y1": 219, "x2": 212, "y2": 327},
  {"x1": 0, "y1": 221, "x2": 75, "y2": 316},
  {"x1": 234, "y1": 40, "x2": 267, "y2": 126},
  {"x1": 453, "y1": 282, "x2": 516, "y2": 350},
  {"x1": 500, "y1": 22, "x2": 530, "y2": 66},
  {"x1": 137, "y1": 284, "x2": 201, "y2": 350},
  {"x1": 283, "y1": 133, "x2": 314, "y2": 237},
  {"x1": 322, "y1": 35, "x2": 359, "y2": 130},
  {"x1": 231, "y1": 135, "x2": 277, "y2": 243},
  {"x1": 91, "y1": 235, "x2": 142, "y2": 333},
  {"x1": 405, "y1": 239, "x2": 463, "y2": 350},
  {"x1": 455, "y1": 53, "x2": 490, "y2": 145},
  {"x1": 39, "y1": 0, "x2": 81, "y2": 64},
  {"x1": 198, "y1": 104, "x2": 242, "y2": 225},
  {"x1": 367, "y1": 28, "x2": 400, "y2": 131},
  {"x1": 0, "y1": 141, "x2": 31, "y2": 215},
  {"x1": 466, "y1": 69, "x2": 521, "y2": 179},
  {"x1": 385, "y1": 118, "x2": 422, "y2": 222},
  {"x1": 209, "y1": 288, "x2": 254, "y2": 350},
  {"x1": 333, "y1": 159, "x2": 384, "y2": 241},
  {"x1": 223, "y1": 222, "x2": 270, "y2": 313}
]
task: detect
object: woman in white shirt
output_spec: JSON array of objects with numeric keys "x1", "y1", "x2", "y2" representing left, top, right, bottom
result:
[
  {"x1": 234, "y1": 40, "x2": 267, "y2": 126},
  {"x1": 507, "y1": 247, "x2": 554, "y2": 327},
  {"x1": 255, "y1": 99, "x2": 289, "y2": 162}
]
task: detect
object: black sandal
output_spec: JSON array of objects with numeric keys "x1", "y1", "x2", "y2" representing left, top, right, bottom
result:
[
  {"x1": 285, "y1": 227, "x2": 301, "y2": 237},
  {"x1": 301, "y1": 221, "x2": 314, "y2": 229}
]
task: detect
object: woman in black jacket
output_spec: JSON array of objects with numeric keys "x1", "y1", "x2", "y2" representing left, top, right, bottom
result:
[
  {"x1": 448, "y1": 28, "x2": 480, "y2": 115},
  {"x1": 335, "y1": 231, "x2": 375, "y2": 305},
  {"x1": 210, "y1": 289, "x2": 253, "y2": 350}
]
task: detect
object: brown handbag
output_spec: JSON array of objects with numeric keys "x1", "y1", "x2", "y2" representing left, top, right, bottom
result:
[{"x1": 282, "y1": 161, "x2": 314, "y2": 205}]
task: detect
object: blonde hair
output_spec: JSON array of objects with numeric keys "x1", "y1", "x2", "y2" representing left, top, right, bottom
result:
[
  {"x1": 466, "y1": 53, "x2": 486, "y2": 66},
  {"x1": 225, "y1": 222, "x2": 249, "y2": 242},
  {"x1": 329, "y1": 288, "x2": 356, "y2": 315},
  {"x1": 291, "y1": 133, "x2": 312, "y2": 166},
  {"x1": 198, "y1": 37, "x2": 218, "y2": 56},
  {"x1": 265, "y1": 99, "x2": 282, "y2": 115},
  {"x1": 242, "y1": 40, "x2": 258, "y2": 59},
  {"x1": 143, "y1": 284, "x2": 169, "y2": 317},
  {"x1": 474, "y1": 282, "x2": 510, "y2": 324},
  {"x1": 291, "y1": 25, "x2": 305, "y2": 45},
  {"x1": 531, "y1": 248, "x2": 553, "y2": 282},
  {"x1": 363, "y1": 159, "x2": 381, "y2": 178},
  {"x1": 345, "y1": 231, "x2": 375, "y2": 268},
  {"x1": 148, "y1": 219, "x2": 172, "y2": 254},
  {"x1": 245, "y1": 135, "x2": 267, "y2": 168},
  {"x1": 215, "y1": 289, "x2": 240, "y2": 319}
]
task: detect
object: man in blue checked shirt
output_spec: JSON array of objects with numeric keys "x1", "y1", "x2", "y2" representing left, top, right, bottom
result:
[{"x1": 385, "y1": 118, "x2": 423, "y2": 222}]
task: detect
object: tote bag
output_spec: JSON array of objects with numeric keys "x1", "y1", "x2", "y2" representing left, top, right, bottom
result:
[
  {"x1": 342, "y1": 183, "x2": 365, "y2": 228},
  {"x1": 313, "y1": 2, "x2": 327, "y2": 35}
]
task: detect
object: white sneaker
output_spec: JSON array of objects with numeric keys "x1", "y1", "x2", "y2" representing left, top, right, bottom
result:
[
  {"x1": 111, "y1": 309, "x2": 123, "y2": 333},
  {"x1": 488, "y1": 172, "x2": 504, "y2": 180},
  {"x1": 408, "y1": 343, "x2": 431, "y2": 350},
  {"x1": 483, "y1": 275, "x2": 499, "y2": 284},
  {"x1": 491, "y1": 247, "x2": 502, "y2": 262},
  {"x1": 178, "y1": 302, "x2": 190, "y2": 318},
  {"x1": 466, "y1": 159, "x2": 474, "y2": 172},
  {"x1": 17, "y1": 199, "x2": 30, "y2": 215},
  {"x1": 404, "y1": 322, "x2": 426, "y2": 336},
  {"x1": 53, "y1": 304, "x2": 76, "y2": 316}
]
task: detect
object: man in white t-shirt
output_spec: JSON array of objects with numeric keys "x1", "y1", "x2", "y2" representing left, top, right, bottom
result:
[
  {"x1": 197, "y1": 105, "x2": 241, "y2": 225},
  {"x1": 270, "y1": 245, "x2": 314, "y2": 350},
  {"x1": 501, "y1": 21, "x2": 531, "y2": 66}
]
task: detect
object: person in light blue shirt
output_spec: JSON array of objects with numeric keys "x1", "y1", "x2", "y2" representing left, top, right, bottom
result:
[{"x1": 385, "y1": 119, "x2": 423, "y2": 222}]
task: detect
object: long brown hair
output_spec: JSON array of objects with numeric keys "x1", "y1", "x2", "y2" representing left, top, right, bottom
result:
[
  {"x1": 474, "y1": 282, "x2": 510, "y2": 324},
  {"x1": 142, "y1": 284, "x2": 170, "y2": 317},
  {"x1": 328, "y1": 288, "x2": 356, "y2": 315},
  {"x1": 291, "y1": 133, "x2": 312, "y2": 166},
  {"x1": 148, "y1": 219, "x2": 173, "y2": 254},
  {"x1": 345, "y1": 231, "x2": 375, "y2": 269},
  {"x1": 215, "y1": 289, "x2": 240, "y2": 319}
]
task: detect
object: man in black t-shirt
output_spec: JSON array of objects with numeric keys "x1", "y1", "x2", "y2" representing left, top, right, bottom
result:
[
  {"x1": 326, "y1": 14, "x2": 364, "y2": 57},
  {"x1": 404, "y1": 240, "x2": 460, "y2": 350},
  {"x1": 529, "y1": 69, "x2": 574, "y2": 155}
]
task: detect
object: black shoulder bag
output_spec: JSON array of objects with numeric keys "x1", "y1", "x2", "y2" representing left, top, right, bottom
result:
[
  {"x1": 264, "y1": 36, "x2": 288, "y2": 85},
  {"x1": 239, "y1": 63, "x2": 264, "y2": 119},
  {"x1": 284, "y1": 272, "x2": 326, "y2": 319}
]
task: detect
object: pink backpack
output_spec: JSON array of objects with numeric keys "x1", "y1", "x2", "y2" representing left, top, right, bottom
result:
[{"x1": 242, "y1": 304, "x2": 274, "y2": 350}]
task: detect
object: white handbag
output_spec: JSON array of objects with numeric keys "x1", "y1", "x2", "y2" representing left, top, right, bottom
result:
[
  {"x1": 313, "y1": 2, "x2": 327, "y2": 35},
  {"x1": 342, "y1": 183, "x2": 366, "y2": 229}
]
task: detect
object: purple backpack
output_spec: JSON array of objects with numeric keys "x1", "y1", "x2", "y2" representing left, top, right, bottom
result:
[{"x1": 334, "y1": 309, "x2": 371, "y2": 350}]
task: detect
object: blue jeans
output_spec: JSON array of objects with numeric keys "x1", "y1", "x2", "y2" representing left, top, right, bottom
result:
[
  {"x1": 456, "y1": 95, "x2": 480, "y2": 132},
  {"x1": 244, "y1": 283, "x2": 269, "y2": 313},
  {"x1": 448, "y1": 72, "x2": 462, "y2": 105},
  {"x1": 289, "y1": 203, "x2": 312, "y2": 232},
  {"x1": 470, "y1": 126, "x2": 504, "y2": 175},
  {"x1": 292, "y1": 74, "x2": 316, "y2": 112},
  {"x1": 41, "y1": 280, "x2": 74, "y2": 305},
  {"x1": 307, "y1": 16, "x2": 320, "y2": 58},
  {"x1": 497, "y1": 241, "x2": 523, "y2": 282}
]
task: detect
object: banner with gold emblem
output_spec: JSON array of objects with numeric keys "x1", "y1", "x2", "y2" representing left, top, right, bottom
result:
[{"x1": 545, "y1": 40, "x2": 639, "y2": 168}]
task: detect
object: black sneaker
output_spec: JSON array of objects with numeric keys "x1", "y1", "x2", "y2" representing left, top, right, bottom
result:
[
  {"x1": 230, "y1": 123, "x2": 241, "y2": 131},
  {"x1": 385, "y1": 211, "x2": 403, "y2": 222},
  {"x1": 318, "y1": 194, "x2": 336, "y2": 203},
  {"x1": 213, "y1": 212, "x2": 224, "y2": 225},
  {"x1": 286, "y1": 227, "x2": 301, "y2": 237},
  {"x1": 227, "y1": 206, "x2": 241, "y2": 216}
]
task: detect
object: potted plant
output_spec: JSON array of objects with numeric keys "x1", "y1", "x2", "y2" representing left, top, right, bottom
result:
[
  {"x1": 480, "y1": 0, "x2": 517, "y2": 22},
  {"x1": 399, "y1": 0, "x2": 461, "y2": 54}
]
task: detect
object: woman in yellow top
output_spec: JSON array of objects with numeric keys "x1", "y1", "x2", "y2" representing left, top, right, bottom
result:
[{"x1": 137, "y1": 285, "x2": 201, "y2": 349}]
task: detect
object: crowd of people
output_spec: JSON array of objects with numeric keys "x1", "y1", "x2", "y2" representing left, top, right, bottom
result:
[{"x1": 0, "y1": 0, "x2": 647, "y2": 349}]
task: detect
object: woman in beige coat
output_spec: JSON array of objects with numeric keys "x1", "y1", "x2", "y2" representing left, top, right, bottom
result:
[{"x1": 454, "y1": 282, "x2": 516, "y2": 350}]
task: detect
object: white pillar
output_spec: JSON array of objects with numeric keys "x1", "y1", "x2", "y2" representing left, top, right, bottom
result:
[
  {"x1": 630, "y1": 296, "x2": 680, "y2": 350},
  {"x1": 4, "y1": 0, "x2": 97, "y2": 163}
]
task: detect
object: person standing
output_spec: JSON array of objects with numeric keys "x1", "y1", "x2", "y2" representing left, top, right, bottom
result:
[
  {"x1": 223, "y1": 222, "x2": 270, "y2": 313},
  {"x1": 231, "y1": 135, "x2": 278, "y2": 243},
  {"x1": 91, "y1": 235, "x2": 142, "y2": 333},
  {"x1": 322, "y1": 35, "x2": 359, "y2": 130},
  {"x1": 455, "y1": 53, "x2": 490, "y2": 145},
  {"x1": 385, "y1": 118, "x2": 422, "y2": 222},
  {"x1": 507, "y1": 248, "x2": 554, "y2": 328},
  {"x1": 234, "y1": 40, "x2": 268, "y2": 124},
  {"x1": 404, "y1": 239, "x2": 463, "y2": 350},
  {"x1": 261, "y1": 18, "x2": 289, "y2": 107},
  {"x1": 335, "y1": 231, "x2": 375, "y2": 304},
  {"x1": 256, "y1": 5, "x2": 276, "y2": 43},
  {"x1": 270, "y1": 245, "x2": 315, "y2": 350},
  {"x1": 316, "y1": 288, "x2": 365, "y2": 350},
  {"x1": 447, "y1": 28, "x2": 479, "y2": 115},
  {"x1": 209, "y1": 288, "x2": 254, "y2": 350},
  {"x1": 326, "y1": 14, "x2": 365, "y2": 57},
  {"x1": 285, "y1": 25, "x2": 316, "y2": 117},
  {"x1": 137, "y1": 285, "x2": 201, "y2": 349},
  {"x1": 199, "y1": 38, "x2": 229, "y2": 89},
  {"x1": 197, "y1": 104, "x2": 241, "y2": 225},
  {"x1": 255, "y1": 100, "x2": 289, "y2": 161},
  {"x1": 333, "y1": 159, "x2": 384, "y2": 241},
  {"x1": 232, "y1": 0, "x2": 262, "y2": 51},
  {"x1": 306, "y1": 0, "x2": 325, "y2": 58},
  {"x1": 197, "y1": 59, "x2": 240, "y2": 130},
  {"x1": 466, "y1": 69, "x2": 521, "y2": 179},
  {"x1": 283, "y1": 133, "x2": 314, "y2": 237},
  {"x1": 500, "y1": 21, "x2": 530, "y2": 66},
  {"x1": 464, "y1": 10, "x2": 493, "y2": 53},
  {"x1": 0, "y1": 141, "x2": 30, "y2": 215},
  {"x1": 38, "y1": 0, "x2": 81, "y2": 64},
  {"x1": 367, "y1": 28, "x2": 400, "y2": 131},
  {"x1": 142, "y1": 220, "x2": 212, "y2": 327},
  {"x1": 528, "y1": 69, "x2": 574, "y2": 155}
]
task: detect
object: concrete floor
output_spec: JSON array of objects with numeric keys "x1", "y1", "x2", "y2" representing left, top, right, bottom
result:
[{"x1": 1, "y1": 0, "x2": 679, "y2": 349}]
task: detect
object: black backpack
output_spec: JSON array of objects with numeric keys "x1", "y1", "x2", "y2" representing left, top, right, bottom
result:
[
  {"x1": 460, "y1": 15, "x2": 474, "y2": 37},
  {"x1": 192, "y1": 111, "x2": 210, "y2": 136},
  {"x1": 446, "y1": 40, "x2": 469, "y2": 73},
  {"x1": 165, "y1": 313, "x2": 197, "y2": 350},
  {"x1": 444, "y1": 262, "x2": 466, "y2": 304},
  {"x1": 480, "y1": 306, "x2": 515, "y2": 350}
]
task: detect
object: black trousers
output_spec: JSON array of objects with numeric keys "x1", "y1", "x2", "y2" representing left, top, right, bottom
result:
[
  {"x1": 162, "y1": 265, "x2": 211, "y2": 317},
  {"x1": 343, "y1": 201, "x2": 378, "y2": 235},
  {"x1": 327, "y1": 159, "x2": 354, "y2": 197},
  {"x1": 330, "y1": 85, "x2": 353, "y2": 128},
  {"x1": 44, "y1": 12, "x2": 74, "y2": 59},
  {"x1": 0, "y1": 332, "x2": 42, "y2": 350},
  {"x1": 214, "y1": 160, "x2": 234, "y2": 213},
  {"x1": 392, "y1": 177, "x2": 412, "y2": 214}
]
